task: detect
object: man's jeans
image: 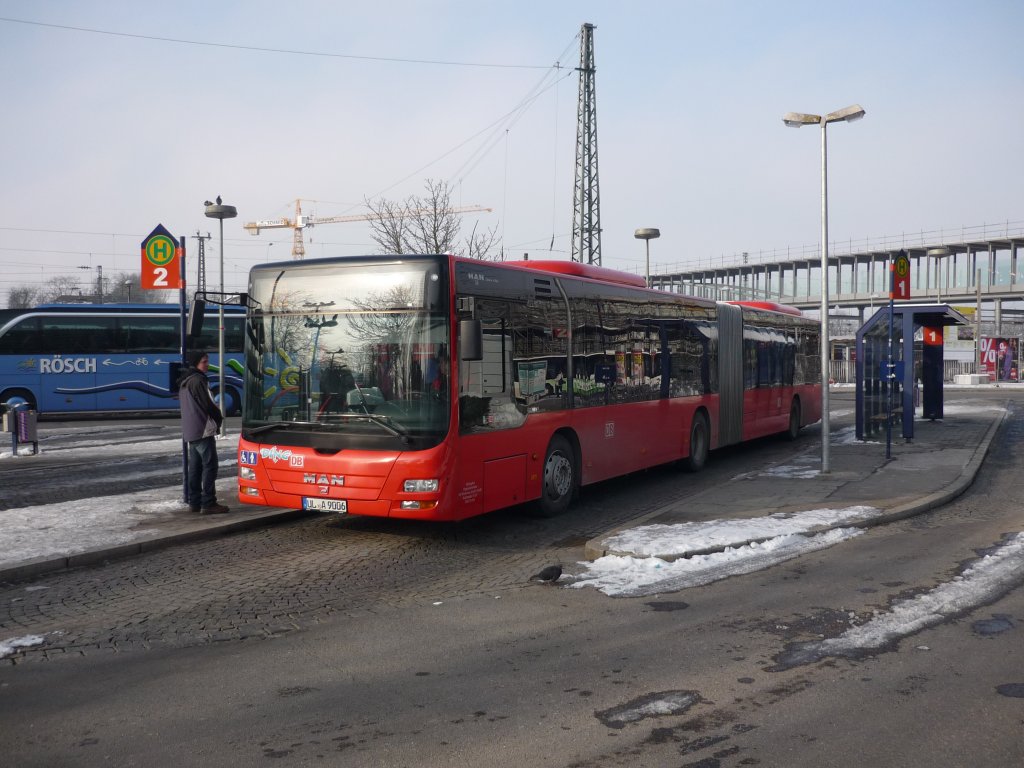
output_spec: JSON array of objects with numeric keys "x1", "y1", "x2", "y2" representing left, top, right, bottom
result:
[{"x1": 188, "y1": 435, "x2": 219, "y2": 507}]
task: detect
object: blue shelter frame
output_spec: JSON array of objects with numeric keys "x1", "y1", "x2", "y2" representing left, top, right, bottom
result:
[{"x1": 855, "y1": 304, "x2": 969, "y2": 441}]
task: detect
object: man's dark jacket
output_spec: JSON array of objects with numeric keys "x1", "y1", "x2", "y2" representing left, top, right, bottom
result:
[{"x1": 177, "y1": 366, "x2": 223, "y2": 442}]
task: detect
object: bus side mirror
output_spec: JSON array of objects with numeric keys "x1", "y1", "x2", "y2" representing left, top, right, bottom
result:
[
  {"x1": 187, "y1": 299, "x2": 206, "y2": 340},
  {"x1": 459, "y1": 319, "x2": 482, "y2": 361}
]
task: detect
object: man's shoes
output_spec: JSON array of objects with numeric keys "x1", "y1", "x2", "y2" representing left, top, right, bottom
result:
[
  {"x1": 200, "y1": 502, "x2": 230, "y2": 515},
  {"x1": 189, "y1": 505, "x2": 201, "y2": 513}
]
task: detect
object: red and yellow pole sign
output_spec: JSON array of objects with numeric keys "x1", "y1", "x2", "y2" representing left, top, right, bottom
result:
[
  {"x1": 140, "y1": 224, "x2": 182, "y2": 290},
  {"x1": 890, "y1": 249, "x2": 910, "y2": 300}
]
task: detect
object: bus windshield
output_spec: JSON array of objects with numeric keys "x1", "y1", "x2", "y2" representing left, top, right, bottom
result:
[{"x1": 242, "y1": 259, "x2": 450, "y2": 444}]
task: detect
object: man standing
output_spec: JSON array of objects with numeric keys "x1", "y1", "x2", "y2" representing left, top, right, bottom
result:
[{"x1": 178, "y1": 350, "x2": 229, "y2": 514}]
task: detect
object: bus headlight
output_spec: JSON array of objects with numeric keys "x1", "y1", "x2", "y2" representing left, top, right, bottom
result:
[
  {"x1": 239, "y1": 467, "x2": 257, "y2": 481},
  {"x1": 403, "y1": 479, "x2": 439, "y2": 493}
]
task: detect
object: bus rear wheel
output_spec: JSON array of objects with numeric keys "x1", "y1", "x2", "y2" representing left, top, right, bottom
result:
[
  {"x1": 216, "y1": 386, "x2": 241, "y2": 417},
  {"x1": 535, "y1": 435, "x2": 576, "y2": 517},
  {"x1": 682, "y1": 412, "x2": 709, "y2": 472},
  {"x1": 1, "y1": 388, "x2": 36, "y2": 412},
  {"x1": 784, "y1": 399, "x2": 801, "y2": 441}
]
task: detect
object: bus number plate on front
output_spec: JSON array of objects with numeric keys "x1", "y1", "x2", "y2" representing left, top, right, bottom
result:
[{"x1": 302, "y1": 498, "x2": 348, "y2": 513}]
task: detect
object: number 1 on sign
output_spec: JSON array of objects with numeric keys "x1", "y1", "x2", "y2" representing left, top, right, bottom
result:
[{"x1": 890, "y1": 251, "x2": 911, "y2": 300}]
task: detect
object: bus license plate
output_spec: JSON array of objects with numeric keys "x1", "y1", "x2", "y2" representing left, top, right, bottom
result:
[{"x1": 303, "y1": 498, "x2": 348, "y2": 513}]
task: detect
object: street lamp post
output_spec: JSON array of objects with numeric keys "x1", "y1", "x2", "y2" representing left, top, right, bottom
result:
[
  {"x1": 204, "y1": 196, "x2": 238, "y2": 436},
  {"x1": 634, "y1": 228, "x2": 661, "y2": 287},
  {"x1": 783, "y1": 104, "x2": 865, "y2": 474},
  {"x1": 124, "y1": 281, "x2": 132, "y2": 302}
]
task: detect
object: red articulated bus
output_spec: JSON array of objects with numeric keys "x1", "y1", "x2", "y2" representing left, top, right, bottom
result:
[{"x1": 236, "y1": 255, "x2": 822, "y2": 520}]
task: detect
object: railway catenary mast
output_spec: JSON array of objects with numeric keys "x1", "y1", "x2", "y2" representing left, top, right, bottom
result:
[{"x1": 571, "y1": 22, "x2": 601, "y2": 266}]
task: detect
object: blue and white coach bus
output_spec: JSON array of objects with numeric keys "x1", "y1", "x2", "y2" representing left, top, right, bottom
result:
[{"x1": 0, "y1": 303, "x2": 245, "y2": 415}]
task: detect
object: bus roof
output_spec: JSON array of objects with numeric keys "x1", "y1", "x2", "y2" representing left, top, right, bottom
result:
[
  {"x1": 727, "y1": 300, "x2": 805, "y2": 317},
  {"x1": 503, "y1": 260, "x2": 649, "y2": 289},
  {"x1": 26, "y1": 302, "x2": 243, "y2": 313}
]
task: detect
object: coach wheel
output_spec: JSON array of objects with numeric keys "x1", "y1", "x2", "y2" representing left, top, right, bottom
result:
[
  {"x1": 682, "y1": 412, "x2": 709, "y2": 473},
  {"x1": 217, "y1": 386, "x2": 242, "y2": 417},
  {"x1": 785, "y1": 399, "x2": 801, "y2": 441},
  {"x1": 535, "y1": 435, "x2": 576, "y2": 517},
  {"x1": 1, "y1": 388, "x2": 36, "y2": 413}
]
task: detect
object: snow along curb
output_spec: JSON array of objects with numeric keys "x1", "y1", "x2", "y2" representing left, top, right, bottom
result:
[
  {"x1": 0, "y1": 507, "x2": 312, "y2": 584},
  {"x1": 583, "y1": 404, "x2": 1006, "y2": 562}
]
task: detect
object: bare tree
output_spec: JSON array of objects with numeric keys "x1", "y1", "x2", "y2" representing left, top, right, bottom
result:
[
  {"x1": 37, "y1": 275, "x2": 86, "y2": 303},
  {"x1": 3, "y1": 271, "x2": 174, "y2": 308},
  {"x1": 365, "y1": 179, "x2": 502, "y2": 260},
  {"x1": 462, "y1": 219, "x2": 502, "y2": 261},
  {"x1": 6, "y1": 286, "x2": 38, "y2": 309}
]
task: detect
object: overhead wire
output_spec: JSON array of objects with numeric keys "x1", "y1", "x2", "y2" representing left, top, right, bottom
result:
[{"x1": 0, "y1": 16, "x2": 551, "y2": 70}]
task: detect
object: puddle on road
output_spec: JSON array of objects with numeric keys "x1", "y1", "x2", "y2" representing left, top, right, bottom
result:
[{"x1": 971, "y1": 614, "x2": 1015, "y2": 636}]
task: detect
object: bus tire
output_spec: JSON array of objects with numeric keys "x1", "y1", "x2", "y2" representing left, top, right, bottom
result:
[
  {"x1": 682, "y1": 411, "x2": 709, "y2": 472},
  {"x1": 534, "y1": 435, "x2": 576, "y2": 517},
  {"x1": 224, "y1": 386, "x2": 242, "y2": 417},
  {"x1": 784, "y1": 399, "x2": 801, "y2": 441},
  {"x1": 1, "y1": 388, "x2": 36, "y2": 412}
]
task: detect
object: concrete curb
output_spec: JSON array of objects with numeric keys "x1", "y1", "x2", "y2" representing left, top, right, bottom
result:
[
  {"x1": 0, "y1": 507, "x2": 313, "y2": 584},
  {"x1": 583, "y1": 405, "x2": 1007, "y2": 562},
  {"x1": 863, "y1": 402, "x2": 1006, "y2": 527}
]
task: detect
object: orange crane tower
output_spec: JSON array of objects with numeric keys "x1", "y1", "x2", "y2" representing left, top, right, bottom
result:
[{"x1": 243, "y1": 199, "x2": 491, "y2": 259}]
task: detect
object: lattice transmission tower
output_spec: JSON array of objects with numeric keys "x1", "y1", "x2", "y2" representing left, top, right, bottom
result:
[
  {"x1": 193, "y1": 231, "x2": 211, "y2": 293},
  {"x1": 571, "y1": 22, "x2": 601, "y2": 265}
]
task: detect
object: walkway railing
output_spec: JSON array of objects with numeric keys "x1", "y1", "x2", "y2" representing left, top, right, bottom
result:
[{"x1": 829, "y1": 359, "x2": 978, "y2": 385}]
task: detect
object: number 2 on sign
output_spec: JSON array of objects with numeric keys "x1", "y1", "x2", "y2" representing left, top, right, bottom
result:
[{"x1": 152, "y1": 267, "x2": 168, "y2": 287}]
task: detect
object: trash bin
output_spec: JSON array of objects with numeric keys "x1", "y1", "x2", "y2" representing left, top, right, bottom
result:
[{"x1": 3, "y1": 401, "x2": 39, "y2": 456}]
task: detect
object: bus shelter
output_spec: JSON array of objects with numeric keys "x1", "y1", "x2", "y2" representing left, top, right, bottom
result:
[{"x1": 855, "y1": 304, "x2": 969, "y2": 441}]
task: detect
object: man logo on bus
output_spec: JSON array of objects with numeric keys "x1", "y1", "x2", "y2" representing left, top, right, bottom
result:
[{"x1": 303, "y1": 473, "x2": 345, "y2": 486}]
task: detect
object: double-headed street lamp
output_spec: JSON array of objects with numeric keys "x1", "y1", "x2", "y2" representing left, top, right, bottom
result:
[
  {"x1": 634, "y1": 228, "x2": 661, "y2": 287},
  {"x1": 783, "y1": 104, "x2": 865, "y2": 474},
  {"x1": 204, "y1": 196, "x2": 237, "y2": 436}
]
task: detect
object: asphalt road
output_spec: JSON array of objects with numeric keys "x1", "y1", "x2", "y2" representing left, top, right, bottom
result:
[{"x1": 1, "y1": 392, "x2": 1022, "y2": 766}]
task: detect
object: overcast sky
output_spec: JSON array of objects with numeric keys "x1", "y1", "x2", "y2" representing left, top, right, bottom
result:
[{"x1": 1, "y1": 0, "x2": 1021, "y2": 306}]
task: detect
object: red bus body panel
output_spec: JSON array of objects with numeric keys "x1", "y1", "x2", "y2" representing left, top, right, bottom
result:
[{"x1": 237, "y1": 256, "x2": 821, "y2": 521}]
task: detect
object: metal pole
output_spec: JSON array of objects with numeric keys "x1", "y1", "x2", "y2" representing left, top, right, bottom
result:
[
  {"x1": 975, "y1": 267, "x2": 982, "y2": 375},
  {"x1": 645, "y1": 240, "x2": 650, "y2": 287},
  {"x1": 819, "y1": 119, "x2": 831, "y2": 473},
  {"x1": 179, "y1": 236, "x2": 189, "y2": 504},
  {"x1": 886, "y1": 295, "x2": 894, "y2": 460},
  {"x1": 218, "y1": 217, "x2": 226, "y2": 436}
]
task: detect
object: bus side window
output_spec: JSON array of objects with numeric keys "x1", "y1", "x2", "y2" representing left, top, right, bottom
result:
[
  {"x1": 0, "y1": 317, "x2": 40, "y2": 354},
  {"x1": 122, "y1": 317, "x2": 176, "y2": 353},
  {"x1": 41, "y1": 317, "x2": 117, "y2": 354}
]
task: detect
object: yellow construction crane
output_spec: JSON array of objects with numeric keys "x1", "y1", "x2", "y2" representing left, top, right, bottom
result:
[{"x1": 243, "y1": 198, "x2": 492, "y2": 259}]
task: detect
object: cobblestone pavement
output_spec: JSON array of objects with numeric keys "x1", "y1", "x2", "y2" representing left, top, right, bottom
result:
[
  {"x1": 2, "y1": 429, "x2": 808, "y2": 663},
  {"x1": 5, "y1": 391, "x2": 1007, "y2": 665}
]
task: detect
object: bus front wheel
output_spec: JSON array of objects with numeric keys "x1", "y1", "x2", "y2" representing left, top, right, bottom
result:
[
  {"x1": 1, "y1": 388, "x2": 36, "y2": 412},
  {"x1": 682, "y1": 412, "x2": 709, "y2": 472},
  {"x1": 535, "y1": 435, "x2": 576, "y2": 517}
]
